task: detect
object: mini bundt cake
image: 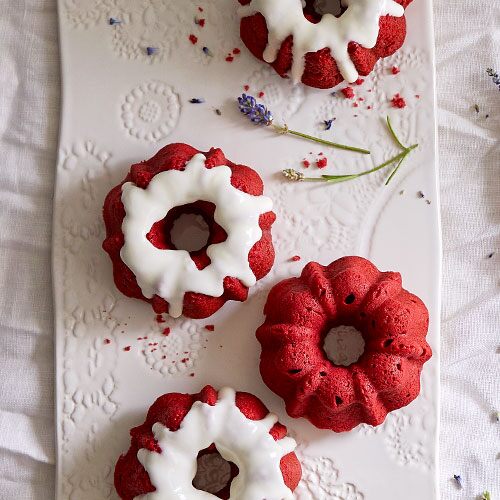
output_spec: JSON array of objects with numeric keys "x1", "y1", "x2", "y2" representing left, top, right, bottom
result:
[
  {"x1": 237, "y1": 0, "x2": 412, "y2": 89},
  {"x1": 257, "y1": 256, "x2": 432, "y2": 432},
  {"x1": 114, "y1": 386, "x2": 302, "y2": 499},
  {"x1": 103, "y1": 144, "x2": 276, "y2": 319}
]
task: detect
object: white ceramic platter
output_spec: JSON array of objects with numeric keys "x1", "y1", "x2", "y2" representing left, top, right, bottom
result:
[{"x1": 54, "y1": 0, "x2": 441, "y2": 498}]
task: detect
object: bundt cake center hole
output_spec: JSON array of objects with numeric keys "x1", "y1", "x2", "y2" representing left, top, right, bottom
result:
[
  {"x1": 323, "y1": 325, "x2": 365, "y2": 366},
  {"x1": 147, "y1": 202, "x2": 228, "y2": 260},
  {"x1": 170, "y1": 213, "x2": 210, "y2": 252},
  {"x1": 303, "y1": 0, "x2": 345, "y2": 22},
  {"x1": 192, "y1": 446, "x2": 239, "y2": 496}
]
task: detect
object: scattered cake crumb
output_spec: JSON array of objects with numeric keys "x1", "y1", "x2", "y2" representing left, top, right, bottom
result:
[
  {"x1": 316, "y1": 157, "x2": 328, "y2": 169},
  {"x1": 123, "y1": 346, "x2": 131, "y2": 352},
  {"x1": 205, "y1": 325, "x2": 215, "y2": 331},
  {"x1": 189, "y1": 34, "x2": 198, "y2": 44},
  {"x1": 162, "y1": 327, "x2": 171, "y2": 336},
  {"x1": 290, "y1": 255, "x2": 301, "y2": 262},
  {"x1": 391, "y1": 66, "x2": 400, "y2": 75},
  {"x1": 391, "y1": 93, "x2": 406, "y2": 108},
  {"x1": 341, "y1": 87, "x2": 355, "y2": 99}
]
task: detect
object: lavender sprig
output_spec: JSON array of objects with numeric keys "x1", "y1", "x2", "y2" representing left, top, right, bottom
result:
[
  {"x1": 486, "y1": 68, "x2": 500, "y2": 91},
  {"x1": 282, "y1": 116, "x2": 418, "y2": 186},
  {"x1": 237, "y1": 94, "x2": 370, "y2": 155}
]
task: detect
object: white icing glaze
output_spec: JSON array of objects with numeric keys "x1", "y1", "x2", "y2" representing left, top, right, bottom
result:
[
  {"x1": 120, "y1": 154, "x2": 273, "y2": 318},
  {"x1": 238, "y1": 0, "x2": 404, "y2": 83},
  {"x1": 135, "y1": 387, "x2": 296, "y2": 500}
]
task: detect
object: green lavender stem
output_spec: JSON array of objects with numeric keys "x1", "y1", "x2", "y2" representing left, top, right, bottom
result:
[
  {"x1": 282, "y1": 117, "x2": 418, "y2": 185},
  {"x1": 272, "y1": 124, "x2": 371, "y2": 155}
]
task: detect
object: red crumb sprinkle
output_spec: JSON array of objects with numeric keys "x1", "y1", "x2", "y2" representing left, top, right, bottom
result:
[
  {"x1": 367, "y1": 105, "x2": 372, "y2": 110},
  {"x1": 123, "y1": 346, "x2": 131, "y2": 352},
  {"x1": 104, "y1": 338, "x2": 111, "y2": 345},
  {"x1": 197, "y1": 18, "x2": 206, "y2": 27},
  {"x1": 258, "y1": 91, "x2": 265, "y2": 98},
  {"x1": 205, "y1": 325, "x2": 215, "y2": 331},
  {"x1": 225, "y1": 55, "x2": 234, "y2": 62},
  {"x1": 162, "y1": 327, "x2": 171, "y2": 336},
  {"x1": 358, "y1": 97, "x2": 364, "y2": 102},
  {"x1": 198, "y1": 6, "x2": 203, "y2": 12},
  {"x1": 353, "y1": 102, "x2": 359, "y2": 108},
  {"x1": 391, "y1": 66, "x2": 400, "y2": 75},
  {"x1": 415, "y1": 94, "x2": 421, "y2": 99},
  {"x1": 155, "y1": 314, "x2": 165, "y2": 324},
  {"x1": 290, "y1": 255, "x2": 301, "y2": 262},
  {"x1": 162, "y1": 355, "x2": 167, "y2": 359},
  {"x1": 233, "y1": 48, "x2": 241, "y2": 54},
  {"x1": 302, "y1": 159, "x2": 310, "y2": 168},
  {"x1": 189, "y1": 34, "x2": 198, "y2": 44},
  {"x1": 318, "y1": 152, "x2": 323, "y2": 156},
  {"x1": 355, "y1": 78, "x2": 364, "y2": 85},
  {"x1": 181, "y1": 358, "x2": 189, "y2": 363},
  {"x1": 391, "y1": 93, "x2": 407, "y2": 108},
  {"x1": 243, "y1": 84, "x2": 250, "y2": 91},
  {"x1": 190, "y1": 373, "x2": 195, "y2": 377},
  {"x1": 137, "y1": 337, "x2": 143, "y2": 341},
  {"x1": 143, "y1": 336, "x2": 148, "y2": 340},
  {"x1": 316, "y1": 157, "x2": 328, "y2": 169},
  {"x1": 341, "y1": 87, "x2": 355, "y2": 99}
]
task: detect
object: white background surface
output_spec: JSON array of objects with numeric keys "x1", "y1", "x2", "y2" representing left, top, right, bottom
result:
[{"x1": 0, "y1": 1, "x2": 498, "y2": 499}]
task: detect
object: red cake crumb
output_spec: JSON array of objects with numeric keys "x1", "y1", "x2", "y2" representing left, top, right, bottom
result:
[
  {"x1": 190, "y1": 373, "x2": 195, "y2": 377},
  {"x1": 233, "y1": 48, "x2": 241, "y2": 54},
  {"x1": 391, "y1": 93, "x2": 407, "y2": 108},
  {"x1": 243, "y1": 84, "x2": 250, "y2": 91},
  {"x1": 123, "y1": 346, "x2": 131, "y2": 352},
  {"x1": 181, "y1": 358, "x2": 189, "y2": 363},
  {"x1": 316, "y1": 157, "x2": 328, "y2": 169},
  {"x1": 198, "y1": 6, "x2": 203, "y2": 12},
  {"x1": 415, "y1": 94, "x2": 421, "y2": 99},
  {"x1": 391, "y1": 66, "x2": 400, "y2": 74},
  {"x1": 290, "y1": 255, "x2": 301, "y2": 262},
  {"x1": 155, "y1": 314, "x2": 165, "y2": 324},
  {"x1": 341, "y1": 87, "x2": 355, "y2": 99},
  {"x1": 225, "y1": 55, "x2": 234, "y2": 62},
  {"x1": 104, "y1": 338, "x2": 111, "y2": 345},
  {"x1": 367, "y1": 105, "x2": 372, "y2": 110},
  {"x1": 355, "y1": 78, "x2": 364, "y2": 85},
  {"x1": 302, "y1": 159, "x2": 310, "y2": 168},
  {"x1": 189, "y1": 34, "x2": 198, "y2": 45},
  {"x1": 205, "y1": 325, "x2": 215, "y2": 332},
  {"x1": 162, "y1": 328, "x2": 171, "y2": 336},
  {"x1": 196, "y1": 18, "x2": 205, "y2": 27},
  {"x1": 353, "y1": 102, "x2": 359, "y2": 108},
  {"x1": 258, "y1": 91, "x2": 265, "y2": 98}
]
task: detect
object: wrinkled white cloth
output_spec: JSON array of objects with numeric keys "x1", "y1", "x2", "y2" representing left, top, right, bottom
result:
[{"x1": 0, "y1": 0, "x2": 498, "y2": 499}]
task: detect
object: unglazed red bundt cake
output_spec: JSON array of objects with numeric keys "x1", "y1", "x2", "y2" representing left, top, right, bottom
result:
[
  {"x1": 103, "y1": 144, "x2": 276, "y2": 319},
  {"x1": 257, "y1": 256, "x2": 432, "y2": 432},
  {"x1": 115, "y1": 386, "x2": 302, "y2": 499},
  {"x1": 237, "y1": 0, "x2": 412, "y2": 89}
]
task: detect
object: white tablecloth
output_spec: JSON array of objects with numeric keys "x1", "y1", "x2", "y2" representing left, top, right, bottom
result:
[{"x1": 0, "y1": 0, "x2": 498, "y2": 498}]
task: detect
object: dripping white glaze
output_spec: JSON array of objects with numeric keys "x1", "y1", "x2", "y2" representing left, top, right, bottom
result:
[
  {"x1": 238, "y1": 0, "x2": 405, "y2": 83},
  {"x1": 120, "y1": 154, "x2": 273, "y2": 318},
  {"x1": 135, "y1": 387, "x2": 296, "y2": 500}
]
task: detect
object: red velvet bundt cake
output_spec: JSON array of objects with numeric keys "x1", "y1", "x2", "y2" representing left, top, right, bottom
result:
[
  {"x1": 103, "y1": 144, "x2": 276, "y2": 319},
  {"x1": 257, "y1": 256, "x2": 432, "y2": 432},
  {"x1": 237, "y1": 0, "x2": 412, "y2": 89},
  {"x1": 115, "y1": 386, "x2": 302, "y2": 499}
]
